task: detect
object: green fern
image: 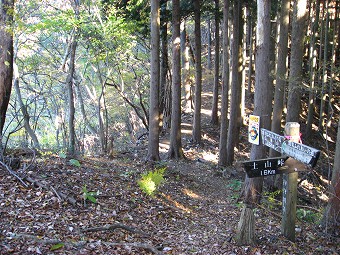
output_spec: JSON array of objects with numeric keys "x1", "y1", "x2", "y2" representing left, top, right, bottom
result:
[{"x1": 138, "y1": 167, "x2": 166, "y2": 196}]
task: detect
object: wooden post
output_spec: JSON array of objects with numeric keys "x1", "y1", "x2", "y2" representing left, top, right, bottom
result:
[{"x1": 282, "y1": 122, "x2": 299, "y2": 241}]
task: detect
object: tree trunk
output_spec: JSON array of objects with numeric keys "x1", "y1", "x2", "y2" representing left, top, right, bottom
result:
[
  {"x1": 66, "y1": 37, "x2": 77, "y2": 157},
  {"x1": 267, "y1": 0, "x2": 290, "y2": 190},
  {"x1": 326, "y1": 0, "x2": 338, "y2": 126},
  {"x1": 211, "y1": 0, "x2": 220, "y2": 126},
  {"x1": 192, "y1": 0, "x2": 202, "y2": 144},
  {"x1": 160, "y1": 0, "x2": 170, "y2": 129},
  {"x1": 74, "y1": 82, "x2": 97, "y2": 135},
  {"x1": 247, "y1": 12, "x2": 254, "y2": 95},
  {"x1": 322, "y1": 121, "x2": 340, "y2": 231},
  {"x1": 168, "y1": 0, "x2": 184, "y2": 159},
  {"x1": 147, "y1": 0, "x2": 160, "y2": 161},
  {"x1": 270, "y1": 0, "x2": 289, "y2": 155},
  {"x1": 319, "y1": 0, "x2": 329, "y2": 130},
  {"x1": 207, "y1": 18, "x2": 212, "y2": 70},
  {"x1": 218, "y1": 0, "x2": 230, "y2": 166},
  {"x1": 13, "y1": 62, "x2": 40, "y2": 149},
  {"x1": 286, "y1": 0, "x2": 308, "y2": 123},
  {"x1": 226, "y1": 0, "x2": 243, "y2": 165},
  {"x1": 181, "y1": 20, "x2": 192, "y2": 113},
  {"x1": 0, "y1": 0, "x2": 14, "y2": 149},
  {"x1": 236, "y1": 0, "x2": 271, "y2": 245},
  {"x1": 306, "y1": 0, "x2": 320, "y2": 137},
  {"x1": 98, "y1": 87, "x2": 106, "y2": 153}
]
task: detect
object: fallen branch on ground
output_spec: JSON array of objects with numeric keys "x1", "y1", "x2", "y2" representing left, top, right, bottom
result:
[
  {"x1": 0, "y1": 160, "x2": 28, "y2": 187},
  {"x1": 81, "y1": 223, "x2": 150, "y2": 237},
  {"x1": 1, "y1": 157, "x2": 78, "y2": 206}
]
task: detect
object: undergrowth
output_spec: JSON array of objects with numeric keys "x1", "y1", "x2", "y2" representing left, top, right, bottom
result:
[{"x1": 138, "y1": 167, "x2": 166, "y2": 196}]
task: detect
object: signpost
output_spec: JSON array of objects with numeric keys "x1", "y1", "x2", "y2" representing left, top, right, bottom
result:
[
  {"x1": 261, "y1": 128, "x2": 320, "y2": 167},
  {"x1": 241, "y1": 121, "x2": 321, "y2": 242},
  {"x1": 242, "y1": 156, "x2": 288, "y2": 178}
]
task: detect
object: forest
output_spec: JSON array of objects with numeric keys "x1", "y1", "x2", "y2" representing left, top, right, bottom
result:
[{"x1": 0, "y1": 0, "x2": 339, "y2": 254}]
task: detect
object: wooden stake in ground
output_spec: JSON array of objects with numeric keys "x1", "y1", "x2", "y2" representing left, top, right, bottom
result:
[
  {"x1": 282, "y1": 122, "x2": 300, "y2": 241},
  {"x1": 235, "y1": 207, "x2": 256, "y2": 245}
]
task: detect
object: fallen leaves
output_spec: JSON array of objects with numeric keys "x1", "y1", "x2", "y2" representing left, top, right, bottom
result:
[{"x1": 0, "y1": 154, "x2": 339, "y2": 254}]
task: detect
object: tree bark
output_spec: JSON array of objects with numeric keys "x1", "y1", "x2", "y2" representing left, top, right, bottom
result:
[
  {"x1": 322, "y1": 121, "x2": 340, "y2": 231},
  {"x1": 319, "y1": 0, "x2": 329, "y2": 131},
  {"x1": 146, "y1": 0, "x2": 160, "y2": 161},
  {"x1": 0, "y1": 0, "x2": 14, "y2": 147},
  {"x1": 211, "y1": 0, "x2": 220, "y2": 126},
  {"x1": 306, "y1": 0, "x2": 320, "y2": 137},
  {"x1": 226, "y1": 0, "x2": 243, "y2": 165},
  {"x1": 286, "y1": 0, "x2": 308, "y2": 123},
  {"x1": 181, "y1": 20, "x2": 192, "y2": 113},
  {"x1": 160, "y1": 0, "x2": 170, "y2": 129},
  {"x1": 218, "y1": 0, "x2": 230, "y2": 166},
  {"x1": 267, "y1": 0, "x2": 290, "y2": 190},
  {"x1": 327, "y1": 0, "x2": 339, "y2": 126},
  {"x1": 13, "y1": 62, "x2": 40, "y2": 149},
  {"x1": 270, "y1": 0, "x2": 289, "y2": 156},
  {"x1": 236, "y1": 207, "x2": 256, "y2": 245},
  {"x1": 168, "y1": 0, "x2": 184, "y2": 159},
  {"x1": 207, "y1": 18, "x2": 212, "y2": 70},
  {"x1": 192, "y1": 0, "x2": 202, "y2": 144},
  {"x1": 236, "y1": 0, "x2": 271, "y2": 245},
  {"x1": 66, "y1": 37, "x2": 77, "y2": 157}
]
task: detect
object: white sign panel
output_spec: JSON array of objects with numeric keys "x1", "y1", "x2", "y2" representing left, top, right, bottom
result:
[{"x1": 260, "y1": 128, "x2": 285, "y2": 152}]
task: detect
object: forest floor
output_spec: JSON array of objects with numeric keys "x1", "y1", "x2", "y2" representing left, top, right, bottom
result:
[{"x1": 1, "y1": 77, "x2": 340, "y2": 254}]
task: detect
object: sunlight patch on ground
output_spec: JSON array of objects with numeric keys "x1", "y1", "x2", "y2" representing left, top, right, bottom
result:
[
  {"x1": 300, "y1": 179, "x2": 329, "y2": 202},
  {"x1": 159, "y1": 142, "x2": 169, "y2": 153},
  {"x1": 201, "y1": 108, "x2": 211, "y2": 116},
  {"x1": 322, "y1": 133, "x2": 335, "y2": 143},
  {"x1": 201, "y1": 92, "x2": 213, "y2": 97},
  {"x1": 201, "y1": 151, "x2": 218, "y2": 163},
  {"x1": 181, "y1": 129, "x2": 192, "y2": 135},
  {"x1": 160, "y1": 193, "x2": 192, "y2": 214},
  {"x1": 182, "y1": 188, "x2": 202, "y2": 200}
]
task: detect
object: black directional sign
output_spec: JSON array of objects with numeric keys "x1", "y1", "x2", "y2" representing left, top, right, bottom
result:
[
  {"x1": 261, "y1": 129, "x2": 320, "y2": 167},
  {"x1": 242, "y1": 156, "x2": 290, "y2": 178}
]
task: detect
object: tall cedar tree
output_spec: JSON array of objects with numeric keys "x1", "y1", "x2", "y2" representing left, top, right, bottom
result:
[
  {"x1": 181, "y1": 20, "x2": 192, "y2": 112},
  {"x1": 192, "y1": 0, "x2": 202, "y2": 144},
  {"x1": 267, "y1": 0, "x2": 290, "y2": 190},
  {"x1": 236, "y1": 0, "x2": 272, "y2": 245},
  {"x1": 160, "y1": 0, "x2": 170, "y2": 129},
  {"x1": 168, "y1": 0, "x2": 184, "y2": 159},
  {"x1": 226, "y1": 0, "x2": 243, "y2": 165},
  {"x1": 218, "y1": 0, "x2": 230, "y2": 166},
  {"x1": 210, "y1": 0, "x2": 220, "y2": 125},
  {"x1": 286, "y1": 0, "x2": 308, "y2": 122},
  {"x1": 306, "y1": 0, "x2": 321, "y2": 137},
  {"x1": 322, "y1": 121, "x2": 340, "y2": 230},
  {"x1": 270, "y1": 0, "x2": 289, "y2": 156},
  {"x1": 0, "y1": 0, "x2": 14, "y2": 146},
  {"x1": 146, "y1": 0, "x2": 160, "y2": 161}
]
